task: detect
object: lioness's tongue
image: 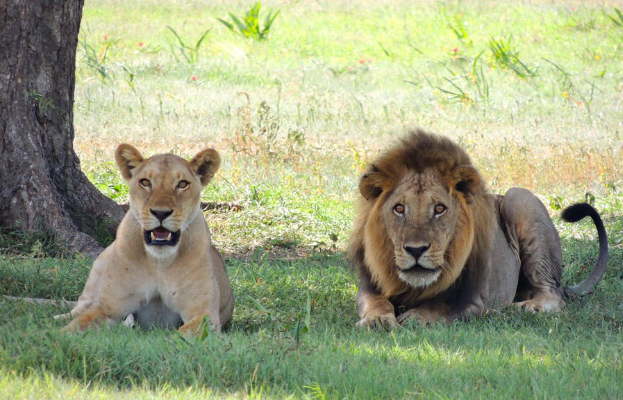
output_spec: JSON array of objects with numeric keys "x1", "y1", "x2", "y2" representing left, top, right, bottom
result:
[{"x1": 152, "y1": 227, "x2": 171, "y2": 241}]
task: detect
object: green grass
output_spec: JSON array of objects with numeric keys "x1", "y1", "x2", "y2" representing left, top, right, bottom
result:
[
  {"x1": 2, "y1": 0, "x2": 623, "y2": 398},
  {"x1": 2, "y1": 249, "x2": 622, "y2": 399},
  {"x1": 74, "y1": 0, "x2": 623, "y2": 203}
]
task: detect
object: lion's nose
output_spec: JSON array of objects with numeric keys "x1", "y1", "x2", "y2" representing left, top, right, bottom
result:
[
  {"x1": 150, "y1": 208, "x2": 173, "y2": 222},
  {"x1": 404, "y1": 245, "x2": 429, "y2": 261}
]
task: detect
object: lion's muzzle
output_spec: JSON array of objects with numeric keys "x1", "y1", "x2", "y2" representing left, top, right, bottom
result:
[
  {"x1": 396, "y1": 263, "x2": 440, "y2": 274},
  {"x1": 395, "y1": 244, "x2": 442, "y2": 287}
]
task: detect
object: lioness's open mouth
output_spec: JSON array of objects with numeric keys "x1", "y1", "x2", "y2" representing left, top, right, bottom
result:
[{"x1": 144, "y1": 227, "x2": 181, "y2": 246}]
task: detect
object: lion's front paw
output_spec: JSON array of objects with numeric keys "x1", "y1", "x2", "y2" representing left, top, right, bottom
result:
[
  {"x1": 356, "y1": 313, "x2": 398, "y2": 331},
  {"x1": 397, "y1": 308, "x2": 446, "y2": 326}
]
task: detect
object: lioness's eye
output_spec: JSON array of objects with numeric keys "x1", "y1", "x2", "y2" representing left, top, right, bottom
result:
[
  {"x1": 434, "y1": 204, "x2": 446, "y2": 215},
  {"x1": 177, "y1": 180, "x2": 190, "y2": 189},
  {"x1": 139, "y1": 179, "x2": 151, "y2": 188},
  {"x1": 393, "y1": 204, "x2": 405, "y2": 215}
]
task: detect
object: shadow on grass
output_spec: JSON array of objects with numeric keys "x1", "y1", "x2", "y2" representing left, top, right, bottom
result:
[{"x1": 0, "y1": 239, "x2": 621, "y2": 398}]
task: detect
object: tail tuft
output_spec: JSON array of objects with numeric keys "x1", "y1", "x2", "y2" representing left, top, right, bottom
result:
[
  {"x1": 561, "y1": 202, "x2": 598, "y2": 223},
  {"x1": 561, "y1": 202, "x2": 608, "y2": 297}
]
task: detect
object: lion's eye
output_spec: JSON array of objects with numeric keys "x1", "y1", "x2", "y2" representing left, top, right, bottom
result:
[
  {"x1": 393, "y1": 204, "x2": 405, "y2": 215},
  {"x1": 177, "y1": 180, "x2": 190, "y2": 189},
  {"x1": 434, "y1": 204, "x2": 447, "y2": 216},
  {"x1": 139, "y1": 179, "x2": 151, "y2": 188}
]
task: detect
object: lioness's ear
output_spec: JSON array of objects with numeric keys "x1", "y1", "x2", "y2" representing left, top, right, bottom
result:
[
  {"x1": 115, "y1": 144, "x2": 145, "y2": 180},
  {"x1": 359, "y1": 165, "x2": 384, "y2": 201},
  {"x1": 190, "y1": 149, "x2": 221, "y2": 186},
  {"x1": 451, "y1": 165, "x2": 481, "y2": 203}
]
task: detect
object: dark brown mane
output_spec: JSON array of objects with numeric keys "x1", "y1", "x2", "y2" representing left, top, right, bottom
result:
[
  {"x1": 349, "y1": 129, "x2": 495, "y2": 303},
  {"x1": 366, "y1": 129, "x2": 475, "y2": 194}
]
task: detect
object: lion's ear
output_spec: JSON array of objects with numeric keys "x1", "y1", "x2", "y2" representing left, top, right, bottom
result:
[
  {"x1": 115, "y1": 144, "x2": 145, "y2": 180},
  {"x1": 359, "y1": 166, "x2": 384, "y2": 200},
  {"x1": 452, "y1": 165, "x2": 481, "y2": 203},
  {"x1": 190, "y1": 148, "x2": 221, "y2": 186}
]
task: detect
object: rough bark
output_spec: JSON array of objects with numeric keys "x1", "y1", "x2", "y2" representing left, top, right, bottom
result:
[{"x1": 0, "y1": 0, "x2": 124, "y2": 258}]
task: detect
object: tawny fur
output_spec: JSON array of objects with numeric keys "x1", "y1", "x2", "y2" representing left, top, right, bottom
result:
[
  {"x1": 348, "y1": 129, "x2": 608, "y2": 329},
  {"x1": 61, "y1": 144, "x2": 234, "y2": 335}
]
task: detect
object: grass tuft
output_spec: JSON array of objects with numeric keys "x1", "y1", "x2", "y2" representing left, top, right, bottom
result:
[
  {"x1": 488, "y1": 35, "x2": 537, "y2": 78},
  {"x1": 218, "y1": 2, "x2": 280, "y2": 42},
  {"x1": 166, "y1": 26, "x2": 211, "y2": 65}
]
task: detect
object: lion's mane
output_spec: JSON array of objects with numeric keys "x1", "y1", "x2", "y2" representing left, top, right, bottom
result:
[{"x1": 348, "y1": 129, "x2": 496, "y2": 304}]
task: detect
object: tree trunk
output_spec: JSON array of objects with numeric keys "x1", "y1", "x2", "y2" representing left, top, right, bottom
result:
[{"x1": 0, "y1": 0, "x2": 124, "y2": 258}]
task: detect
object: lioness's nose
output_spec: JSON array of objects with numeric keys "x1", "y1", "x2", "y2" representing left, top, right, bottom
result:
[
  {"x1": 150, "y1": 208, "x2": 173, "y2": 222},
  {"x1": 404, "y1": 245, "x2": 429, "y2": 260}
]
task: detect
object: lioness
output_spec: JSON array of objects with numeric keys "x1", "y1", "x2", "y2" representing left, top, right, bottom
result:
[
  {"x1": 349, "y1": 130, "x2": 608, "y2": 329},
  {"x1": 62, "y1": 144, "x2": 234, "y2": 335}
]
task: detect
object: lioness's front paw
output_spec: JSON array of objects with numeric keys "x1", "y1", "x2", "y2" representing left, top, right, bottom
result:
[
  {"x1": 54, "y1": 312, "x2": 72, "y2": 320},
  {"x1": 61, "y1": 322, "x2": 80, "y2": 333},
  {"x1": 178, "y1": 316, "x2": 218, "y2": 336},
  {"x1": 356, "y1": 313, "x2": 398, "y2": 330},
  {"x1": 61, "y1": 313, "x2": 114, "y2": 333}
]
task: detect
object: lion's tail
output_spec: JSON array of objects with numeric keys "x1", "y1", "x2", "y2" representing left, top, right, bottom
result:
[{"x1": 561, "y1": 203, "x2": 608, "y2": 297}]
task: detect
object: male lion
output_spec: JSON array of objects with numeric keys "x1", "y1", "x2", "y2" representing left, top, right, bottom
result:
[
  {"x1": 348, "y1": 130, "x2": 608, "y2": 329},
  {"x1": 61, "y1": 144, "x2": 234, "y2": 335}
]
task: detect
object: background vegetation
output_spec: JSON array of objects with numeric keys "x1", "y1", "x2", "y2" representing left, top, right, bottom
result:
[{"x1": 1, "y1": 0, "x2": 622, "y2": 398}]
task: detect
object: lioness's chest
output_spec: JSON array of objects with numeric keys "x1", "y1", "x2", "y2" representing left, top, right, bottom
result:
[{"x1": 131, "y1": 266, "x2": 185, "y2": 328}]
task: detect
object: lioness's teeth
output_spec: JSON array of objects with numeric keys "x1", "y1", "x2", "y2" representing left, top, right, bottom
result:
[
  {"x1": 150, "y1": 232, "x2": 156, "y2": 241},
  {"x1": 166, "y1": 232, "x2": 172, "y2": 241}
]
